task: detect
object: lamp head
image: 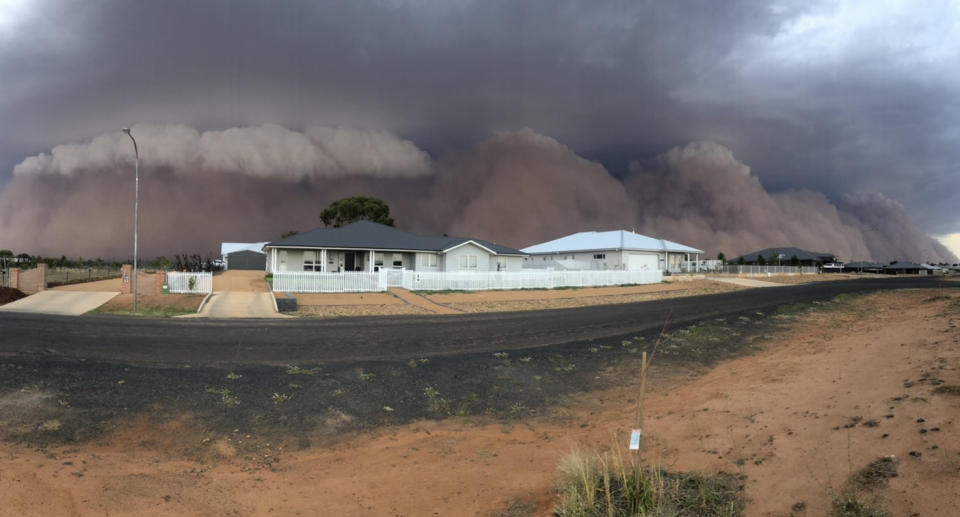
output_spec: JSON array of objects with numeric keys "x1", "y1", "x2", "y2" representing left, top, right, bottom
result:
[{"x1": 122, "y1": 127, "x2": 131, "y2": 134}]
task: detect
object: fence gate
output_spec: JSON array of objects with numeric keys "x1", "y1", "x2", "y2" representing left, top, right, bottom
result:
[{"x1": 385, "y1": 269, "x2": 405, "y2": 287}]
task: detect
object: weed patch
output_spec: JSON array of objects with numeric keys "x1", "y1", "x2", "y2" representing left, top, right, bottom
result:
[
  {"x1": 553, "y1": 449, "x2": 744, "y2": 516},
  {"x1": 830, "y1": 456, "x2": 899, "y2": 517},
  {"x1": 933, "y1": 385, "x2": 960, "y2": 396}
]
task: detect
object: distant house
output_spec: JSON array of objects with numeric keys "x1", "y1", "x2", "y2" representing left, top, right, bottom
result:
[
  {"x1": 220, "y1": 242, "x2": 269, "y2": 271},
  {"x1": 882, "y1": 262, "x2": 939, "y2": 275},
  {"x1": 263, "y1": 221, "x2": 526, "y2": 273},
  {"x1": 521, "y1": 230, "x2": 703, "y2": 271},
  {"x1": 842, "y1": 261, "x2": 885, "y2": 274},
  {"x1": 732, "y1": 247, "x2": 837, "y2": 266}
]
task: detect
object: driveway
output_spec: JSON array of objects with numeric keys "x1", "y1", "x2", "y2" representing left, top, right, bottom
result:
[
  {"x1": 0, "y1": 290, "x2": 119, "y2": 316},
  {"x1": 190, "y1": 291, "x2": 287, "y2": 318},
  {"x1": 212, "y1": 270, "x2": 270, "y2": 292},
  {"x1": 712, "y1": 276, "x2": 783, "y2": 288}
]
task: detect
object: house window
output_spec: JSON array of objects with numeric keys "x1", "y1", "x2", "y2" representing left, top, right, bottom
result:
[
  {"x1": 496, "y1": 257, "x2": 508, "y2": 271},
  {"x1": 392, "y1": 253, "x2": 403, "y2": 268},
  {"x1": 593, "y1": 253, "x2": 606, "y2": 260},
  {"x1": 459, "y1": 255, "x2": 477, "y2": 270},
  {"x1": 417, "y1": 253, "x2": 438, "y2": 268},
  {"x1": 375, "y1": 253, "x2": 384, "y2": 267},
  {"x1": 303, "y1": 251, "x2": 323, "y2": 271}
]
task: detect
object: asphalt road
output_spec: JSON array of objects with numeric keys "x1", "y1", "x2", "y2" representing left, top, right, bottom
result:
[{"x1": 0, "y1": 277, "x2": 950, "y2": 368}]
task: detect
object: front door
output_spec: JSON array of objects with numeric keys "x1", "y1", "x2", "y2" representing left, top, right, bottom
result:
[{"x1": 344, "y1": 252, "x2": 356, "y2": 271}]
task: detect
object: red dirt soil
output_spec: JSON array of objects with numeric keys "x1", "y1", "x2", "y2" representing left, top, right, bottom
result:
[
  {"x1": 1, "y1": 290, "x2": 958, "y2": 516},
  {"x1": 0, "y1": 286, "x2": 27, "y2": 305}
]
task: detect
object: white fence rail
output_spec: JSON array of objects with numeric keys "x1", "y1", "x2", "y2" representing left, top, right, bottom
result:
[
  {"x1": 272, "y1": 271, "x2": 386, "y2": 293},
  {"x1": 399, "y1": 269, "x2": 662, "y2": 291},
  {"x1": 711, "y1": 265, "x2": 818, "y2": 275},
  {"x1": 166, "y1": 271, "x2": 213, "y2": 293},
  {"x1": 272, "y1": 269, "x2": 662, "y2": 293}
]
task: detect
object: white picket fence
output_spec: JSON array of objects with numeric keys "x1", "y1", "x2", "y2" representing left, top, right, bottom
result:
[
  {"x1": 271, "y1": 268, "x2": 662, "y2": 293},
  {"x1": 166, "y1": 271, "x2": 213, "y2": 293},
  {"x1": 714, "y1": 265, "x2": 818, "y2": 275},
  {"x1": 272, "y1": 271, "x2": 386, "y2": 293}
]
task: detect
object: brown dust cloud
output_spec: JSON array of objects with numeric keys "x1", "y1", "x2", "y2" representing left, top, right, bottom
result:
[{"x1": 0, "y1": 124, "x2": 954, "y2": 263}]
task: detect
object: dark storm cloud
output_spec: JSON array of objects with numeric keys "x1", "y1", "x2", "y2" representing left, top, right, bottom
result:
[{"x1": 0, "y1": 0, "x2": 958, "y2": 256}]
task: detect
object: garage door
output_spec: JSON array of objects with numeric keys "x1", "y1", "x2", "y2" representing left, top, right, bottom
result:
[
  {"x1": 627, "y1": 253, "x2": 659, "y2": 271},
  {"x1": 227, "y1": 250, "x2": 267, "y2": 270}
]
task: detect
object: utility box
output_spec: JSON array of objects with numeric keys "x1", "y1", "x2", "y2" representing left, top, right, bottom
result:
[{"x1": 275, "y1": 294, "x2": 297, "y2": 313}]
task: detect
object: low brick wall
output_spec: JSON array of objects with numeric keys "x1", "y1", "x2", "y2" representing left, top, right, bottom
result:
[
  {"x1": 9, "y1": 264, "x2": 48, "y2": 294},
  {"x1": 119, "y1": 265, "x2": 166, "y2": 295}
]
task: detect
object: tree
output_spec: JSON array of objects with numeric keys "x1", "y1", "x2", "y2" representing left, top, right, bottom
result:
[
  {"x1": 281, "y1": 230, "x2": 299, "y2": 238},
  {"x1": 717, "y1": 252, "x2": 726, "y2": 265},
  {"x1": 0, "y1": 250, "x2": 12, "y2": 258},
  {"x1": 789, "y1": 255, "x2": 800, "y2": 267},
  {"x1": 757, "y1": 254, "x2": 766, "y2": 265},
  {"x1": 737, "y1": 256, "x2": 745, "y2": 265},
  {"x1": 320, "y1": 196, "x2": 394, "y2": 228}
]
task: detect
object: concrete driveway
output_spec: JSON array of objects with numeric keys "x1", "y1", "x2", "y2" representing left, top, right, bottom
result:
[
  {"x1": 189, "y1": 292, "x2": 288, "y2": 318},
  {"x1": 712, "y1": 277, "x2": 783, "y2": 288},
  {"x1": 0, "y1": 290, "x2": 119, "y2": 316}
]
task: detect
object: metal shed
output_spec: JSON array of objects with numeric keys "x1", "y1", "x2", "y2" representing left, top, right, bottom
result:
[{"x1": 226, "y1": 249, "x2": 266, "y2": 270}]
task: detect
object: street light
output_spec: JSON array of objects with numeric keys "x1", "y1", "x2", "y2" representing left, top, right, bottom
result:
[{"x1": 122, "y1": 127, "x2": 139, "y2": 313}]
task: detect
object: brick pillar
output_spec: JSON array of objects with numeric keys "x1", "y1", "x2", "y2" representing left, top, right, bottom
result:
[
  {"x1": 120, "y1": 264, "x2": 133, "y2": 294},
  {"x1": 35, "y1": 263, "x2": 48, "y2": 292},
  {"x1": 9, "y1": 267, "x2": 19, "y2": 290},
  {"x1": 156, "y1": 271, "x2": 166, "y2": 295}
]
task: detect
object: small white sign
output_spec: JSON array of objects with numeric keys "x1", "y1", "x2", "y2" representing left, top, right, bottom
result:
[{"x1": 629, "y1": 429, "x2": 642, "y2": 450}]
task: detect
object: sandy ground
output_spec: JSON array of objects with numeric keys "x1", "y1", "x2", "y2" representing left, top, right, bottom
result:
[
  {"x1": 712, "y1": 277, "x2": 783, "y2": 287},
  {"x1": 296, "y1": 303, "x2": 432, "y2": 318},
  {"x1": 1, "y1": 289, "x2": 957, "y2": 516},
  {"x1": 52, "y1": 277, "x2": 123, "y2": 292},
  {"x1": 213, "y1": 270, "x2": 270, "y2": 292},
  {"x1": 432, "y1": 279, "x2": 743, "y2": 313},
  {"x1": 388, "y1": 287, "x2": 461, "y2": 314},
  {"x1": 98, "y1": 293, "x2": 205, "y2": 313}
]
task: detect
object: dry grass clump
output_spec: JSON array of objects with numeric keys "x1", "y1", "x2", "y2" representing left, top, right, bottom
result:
[
  {"x1": 831, "y1": 456, "x2": 899, "y2": 517},
  {"x1": 554, "y1": 449, "x2": 744, "y2": 517}
]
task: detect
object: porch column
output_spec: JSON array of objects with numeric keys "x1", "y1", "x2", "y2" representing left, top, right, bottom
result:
[
  {"x1": 695, "y1": 253, "x2": 700, "y2": 272},
  {"x1": 320, "y1": 249, "x2": 327, "y2": 272},
  {"x1": 271, "y1": 248, "x2": 277, "y2": 273},
  {"x1": 369, "y1": 250, "x2": 375, "y2": 271}
]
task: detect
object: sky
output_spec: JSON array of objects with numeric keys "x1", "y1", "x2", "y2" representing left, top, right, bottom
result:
[{"x1": 0, "y1": 0, "x2": 958, "y2": 262}]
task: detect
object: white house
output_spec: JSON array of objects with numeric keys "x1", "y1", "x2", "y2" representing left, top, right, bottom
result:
[
  {"x1": 263, "y1": 220, "x2": 526, "y2": 273},
  {"x1": 521, "y1": 230, "x2": 703, "y2": 272}
]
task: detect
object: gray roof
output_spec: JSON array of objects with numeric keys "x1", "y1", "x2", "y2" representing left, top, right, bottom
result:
[
  {"x1": 883, "y1": 261, "x2": 937, "y2": 270},
  {"x1": 265, "y1": 220, "x2": 526, "y2": 255},
  {"x1": 522, "y1": 230, "x2": 703, "y2": 254},
  {"x1": 735, "y1": 247, "x2": 836, "y2": 263},
  {"x1": 844, "y1": 261, "x2": 885, "y2": 269}
]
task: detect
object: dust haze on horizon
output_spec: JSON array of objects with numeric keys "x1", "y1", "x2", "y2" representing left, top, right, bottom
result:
[
  {"x1": 0, "y1": 124, "x2": 954, "y2": 264},
  {"x1": 1, "y1": 1, "x2": 959, "y2": 262}
]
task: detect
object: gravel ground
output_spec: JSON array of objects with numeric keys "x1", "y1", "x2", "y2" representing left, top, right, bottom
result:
[{"x1": 441, "y1": 280, "x2": 742, "y2": 313}]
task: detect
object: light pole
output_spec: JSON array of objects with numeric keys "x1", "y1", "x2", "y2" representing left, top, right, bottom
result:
[{"x1": 122, "y1": 127, "x2": 139, "y2": 313}]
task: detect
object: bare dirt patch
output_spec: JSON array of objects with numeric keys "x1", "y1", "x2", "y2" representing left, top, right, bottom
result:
[
  {"x1": 295, "y1": 292, "x2": 404, "y2": 306},
  {"x1": 296, "y1": 303, "x2": 431, "y2": 318},
  {"x1": 212, "y1": 270, "x2": 270, "y2": 292},
  {"x1": 94, "y1": 293, "x2": 205, "y2": 316},
  {"x1": 1, "y1": 289, "x2": 958, "y2": 516},
  {"x1": 51, "y1": 277, "x2": 123, "y2": 291},
  {"x1": 428, "y1": 280, "x2": 743, "y2": 313},
  {"x1": 0, "y1": 286, "x2": 27, "y2": 305}
]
